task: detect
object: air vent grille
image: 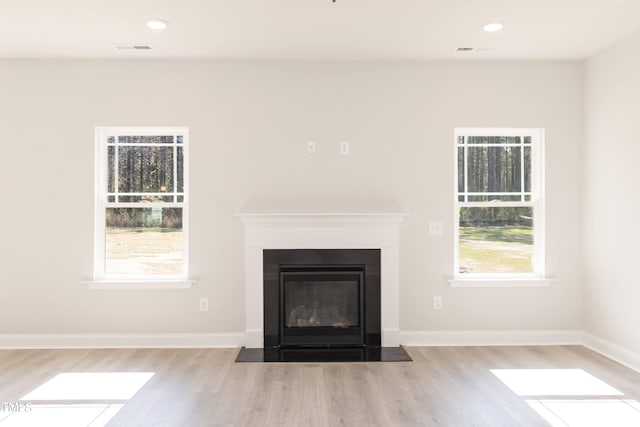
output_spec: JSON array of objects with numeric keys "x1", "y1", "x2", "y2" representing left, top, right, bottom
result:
[
  {"x1": 455, "y1": 47, "x2": 492, "y2": 53},
  {"x1": 114, "y1": 45, "x2": 152, "y2": 50}
]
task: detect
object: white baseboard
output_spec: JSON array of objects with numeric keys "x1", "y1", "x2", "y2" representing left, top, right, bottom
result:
[
  {"x1": 583, "y1": 332, "x2": 640, "y2": 374},
  {"x1": 0, "y1": 333, "x2": 245, "y2": 349},
  {"x1": 3, "y1": 329, "x2": 637, "y2": 373},
  {"x1": 0, "y1": 330, "x2": 582, "y2": 350},
  {"x1": 399, "y1": 330, "x2": 583, "y2": 347}
]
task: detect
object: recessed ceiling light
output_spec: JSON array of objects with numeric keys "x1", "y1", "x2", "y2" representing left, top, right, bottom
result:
[
  {"x1": 146, "y1": 19, "x2": 169, "y2": 30},
  {"x1": 483, "y1": 22, "x2": 504, "y2": 32}
]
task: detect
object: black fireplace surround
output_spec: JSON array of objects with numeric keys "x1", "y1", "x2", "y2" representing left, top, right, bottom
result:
[{"x1": 263, "y1": 249, "x2": 381, "y2": 349}]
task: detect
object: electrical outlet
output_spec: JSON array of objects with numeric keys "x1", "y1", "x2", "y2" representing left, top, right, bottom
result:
[
  {"x1": 199, "y1": 297, "x2": 209, "y2": 312},
  {"x1": 433, "y1": 296, "x2": 443, "y2": 310}
]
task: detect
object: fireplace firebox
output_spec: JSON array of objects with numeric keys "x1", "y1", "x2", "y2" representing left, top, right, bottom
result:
[
  {"x1": 281, "y1": 267, "x2": 364, "y2": 346},
  {"x1": 263, "y1": 249, "x2": 381, "y2": 349}
]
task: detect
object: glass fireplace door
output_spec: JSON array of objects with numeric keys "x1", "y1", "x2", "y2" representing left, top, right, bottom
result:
[{"x1": 280, "y1": 269, "x2": 365, "y2": 347}]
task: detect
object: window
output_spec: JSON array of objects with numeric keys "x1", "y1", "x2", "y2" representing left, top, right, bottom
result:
[
  {"x1": 94, "y1": 127, "x2": 188, "y2": 283},
  {"x1": 454, "y1": 128, "x2": 544, "y2": 279}
]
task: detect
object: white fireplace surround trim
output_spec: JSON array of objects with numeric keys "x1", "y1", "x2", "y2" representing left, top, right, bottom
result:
[{"x1": 237, "y1": 204, "x2": 406, "y2": 348}]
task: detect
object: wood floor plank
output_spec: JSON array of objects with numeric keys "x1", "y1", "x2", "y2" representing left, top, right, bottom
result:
[{"x1": 1, "y1": 346, "x2": 640, "y2": 426}]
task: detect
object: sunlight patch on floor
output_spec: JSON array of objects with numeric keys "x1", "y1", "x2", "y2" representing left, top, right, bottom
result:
[
  {"x1": 491, "y1": 368, "x2": 623, "y2": 396},
  {"x1": 527, "y1": 399, "x2": 640, "y2": 427},
  {"x1": 0, "y1": 372, "x2": 155, "y2": 426},
  {"x1": 492, "y1": 368, "x2": 640, "y2": 427},
  {"x1": 21, "y1": 372, "x2": 155, "y2": 401}
]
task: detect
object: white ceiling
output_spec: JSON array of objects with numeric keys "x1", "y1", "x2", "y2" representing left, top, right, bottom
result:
[{"x1": 1, "y1": 0, "x2": 639, "y2": 60}]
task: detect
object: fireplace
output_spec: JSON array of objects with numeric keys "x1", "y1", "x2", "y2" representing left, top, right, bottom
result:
[
  {"x1": 236, "y1": 202, "x2": 410, "y2": 361},
  {"x1": 263, "y1": 249, "x2": 381, "y2": 349},
  {"x1": 236, "y1": 200, "x2": 407, "y2": 351}
]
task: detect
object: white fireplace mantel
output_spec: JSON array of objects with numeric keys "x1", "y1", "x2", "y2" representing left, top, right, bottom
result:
[{"x1": 237, "y1": 200, "x2": 406, "y2": 348}]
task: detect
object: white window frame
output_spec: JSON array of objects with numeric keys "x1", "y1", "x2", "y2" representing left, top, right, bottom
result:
[
  {"x1": 89, "y1": 127, "x2": 193, "y2": 289},
  {"x1": 451, "y1": 128, "x2": 547, "y2": 286}
]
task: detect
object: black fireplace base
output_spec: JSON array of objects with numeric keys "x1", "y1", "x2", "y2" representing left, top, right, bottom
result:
[{"x1": 235, "y1": 346, "x2": 412, "y2": 363}]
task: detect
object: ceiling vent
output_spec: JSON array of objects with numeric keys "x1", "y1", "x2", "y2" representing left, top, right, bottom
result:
[
  {"x1": 114, "y1": 45, "x2": 152, "y2": 50},
  {"x1": 455, "y1": 47, "x2": 492, "y2": 53}
]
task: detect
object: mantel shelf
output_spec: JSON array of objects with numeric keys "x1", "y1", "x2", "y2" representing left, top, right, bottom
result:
[
  {"x1": 236, "y1": 212, "x2": 407, "y2": 226},
  {"x1": 236, "y1": 199, "x2": 406, "y2": 226}
]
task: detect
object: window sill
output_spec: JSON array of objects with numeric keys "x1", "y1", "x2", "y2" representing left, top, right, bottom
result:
[
  {"x1": 445, "y1": 277, "x2": 555, "y2": 288},
  {"x1": 84, "y1": 280, "x2": 196, "y2": 290}
]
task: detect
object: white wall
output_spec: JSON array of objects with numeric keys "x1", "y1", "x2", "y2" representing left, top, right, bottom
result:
[
  {"x1": 584, "y1": 33, "x2": 640, "y2": 355},
  {"x1": 0, "y1": 60, "x2": 583, "y2": 338}
]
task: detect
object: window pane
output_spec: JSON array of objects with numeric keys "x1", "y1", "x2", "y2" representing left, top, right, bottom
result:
[
  {"x1": 457, "y1": 147, "x2": 464, "y2": 193},
  {"x1": 105, "y1": 207, "x2": 183, "y2": 276},
  {"x1": 108, "y1": 146, "x2": 115, "y2": 193},
  {"x1": 118, "y1": 135, "x2": 174, "y2": 144},
  {"x1": 459, "y1": 207, "x2": 533, "y2": 274},
  {"x1": 465, "y1": 146, "x2": 485, "y2": 192},
  {"x1": 118, "y1": 195, "x2": 175, "y2": 203},
  {"x1": 524, "y1": 146, "x2": 532, "y2": 193},
  {"x1": 467, "y1": 136, "x2": 521, "y2": 145},
  {"x1": 466, "y1": 146, "x2": 522, "y2": 195},
  {"x1": 177, "y1": 146, "x2": 184, "y2": 193},
  {"x1": 467, "y1": 195, "x2": 525, "y2": 202},
  {"x1": 117, "y1": 146, "x2": 174, "y2": 193}
]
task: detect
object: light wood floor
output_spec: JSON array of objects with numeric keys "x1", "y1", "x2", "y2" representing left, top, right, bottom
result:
[{"x1": 1, "y1": 345, "x2": 640, "y2": 426}]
